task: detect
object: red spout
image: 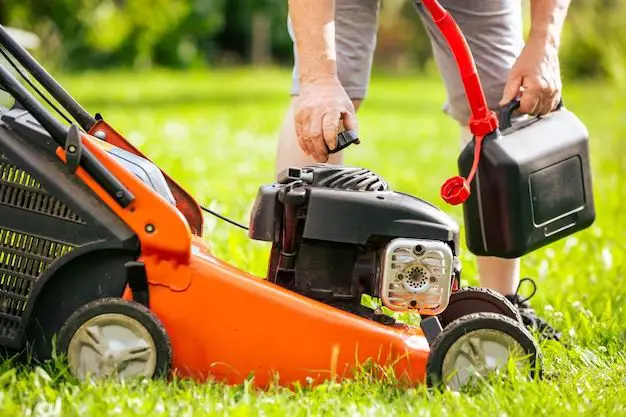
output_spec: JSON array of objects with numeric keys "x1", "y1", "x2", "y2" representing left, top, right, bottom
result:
[{"x1": 420, "y1": 0, "x2": 499, "y2": 204}]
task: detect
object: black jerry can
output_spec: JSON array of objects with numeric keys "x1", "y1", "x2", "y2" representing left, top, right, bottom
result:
[{"x1": 459, "y1": 101, "x2": 595, "y2": 258}]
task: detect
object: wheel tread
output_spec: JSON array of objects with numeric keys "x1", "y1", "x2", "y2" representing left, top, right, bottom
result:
[{"x1": 437, "y1": 286, "x2": 523, "y2": 328}]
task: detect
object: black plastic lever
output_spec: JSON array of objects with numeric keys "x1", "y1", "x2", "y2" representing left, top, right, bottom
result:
[
  {"x1": 0, "y1": 65, "x2": 135, "y2": 208},
  {"x1": 328, "y1": 130, "x2": 360, "y2": 154},
  {"x1": 65, "y1": 124, "x2": 82, "y2": 174}
]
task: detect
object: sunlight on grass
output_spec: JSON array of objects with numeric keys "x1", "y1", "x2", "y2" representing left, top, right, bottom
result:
[{"x1": 1, "y1": 68, "x2": 624, "y2": 416}]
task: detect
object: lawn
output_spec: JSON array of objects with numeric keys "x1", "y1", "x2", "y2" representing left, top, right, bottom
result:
[{"x1": 1, "y1": 67, "x2": 625, "y2": 416}]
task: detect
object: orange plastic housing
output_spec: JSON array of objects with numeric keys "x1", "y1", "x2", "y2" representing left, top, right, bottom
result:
[
  {"x1": 87, "y1": 119, "x2": 205, "y2": 236},
  {"x1": 60, "y1": 131, "x2": 431, "y2": 387},
  {"x1": 151, "y1": 238, "x2": 430, "y2": 386}
]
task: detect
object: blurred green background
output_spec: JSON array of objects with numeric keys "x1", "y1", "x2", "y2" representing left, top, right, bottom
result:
[{"x1": 2, "y1": 0, "x2": 626, "y2": 83}]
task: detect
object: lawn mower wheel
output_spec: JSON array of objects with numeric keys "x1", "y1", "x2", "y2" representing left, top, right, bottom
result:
[
  {"x1": 57, "y1": 298, "x2": 172, "y2": 381},
  {"x1": 426, "y1": 312, "x2": 541, "y2": 391},
  {"x1": 436, "y1": 287, "x2": 522, "y2": 328}
]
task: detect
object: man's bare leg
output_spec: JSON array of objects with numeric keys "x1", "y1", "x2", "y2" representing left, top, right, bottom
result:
[
  {"x1": 275, "y1": 98, "x2": 363, "y2": 176},
  {"x1": 478, "y1": 257, "x2": 521, "y2": 295}
]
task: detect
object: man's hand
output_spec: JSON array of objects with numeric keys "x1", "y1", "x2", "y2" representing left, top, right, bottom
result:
[
  {"x1": 287, "y1": 0, "x2": 358, "y2": 162},
  {"x1": 500, "y1": 0, "x2": 570, "y2": 116},
  {"x1": 294, "y1": 77, "x2": 358, "y2": 162},
  {"x1": 500, "y1": 37, "x2": 562, "y2": 116}
]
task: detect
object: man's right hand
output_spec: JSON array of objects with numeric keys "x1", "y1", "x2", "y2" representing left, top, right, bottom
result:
[{"x1": 293, "y1": 77, "x2": 358, "y2": 163}]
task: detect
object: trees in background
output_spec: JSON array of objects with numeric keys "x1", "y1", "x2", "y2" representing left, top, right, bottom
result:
[
  {"x1": 559, "y1": 0, "x2": 626, "y2": 83},
  {"x1": 1, "y1": 0, "x2": 624, "y2": 82},
  {"x1": 2, "y1": 0, "x2": 226, "y2": 69}
]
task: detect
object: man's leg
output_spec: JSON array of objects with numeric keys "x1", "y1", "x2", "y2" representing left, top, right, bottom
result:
[
  {"x1": 414, "y1": 0, "x2": 525, "y2": 296},
  {"x1": 275, "y1": 0, "x2": 380, "y2": 176}
]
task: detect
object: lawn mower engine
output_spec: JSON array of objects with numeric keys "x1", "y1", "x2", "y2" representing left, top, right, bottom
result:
[{"x1": 249, "y1": 164, "x2": 461, "y2": 323}]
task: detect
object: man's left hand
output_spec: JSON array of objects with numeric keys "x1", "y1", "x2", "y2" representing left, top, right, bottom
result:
[{"x1": 500, "y1": 36, "x2": 562, "y2": 116}]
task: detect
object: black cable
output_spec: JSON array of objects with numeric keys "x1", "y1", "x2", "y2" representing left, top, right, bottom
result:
[
  {"x1": 0, "y1": 47, "x2": 74, "y2": 125},
  {"x1": 200, "y1": 205, "x2": 249, "y2": 231}
]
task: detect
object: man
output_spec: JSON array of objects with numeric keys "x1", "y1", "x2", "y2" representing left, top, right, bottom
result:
[{"x1": 275, "y1": 0, "x2": 569, "y2": 340}]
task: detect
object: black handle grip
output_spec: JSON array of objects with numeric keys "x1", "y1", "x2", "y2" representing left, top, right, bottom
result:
[
  {"x1": 328, "y1": 130, "x2": 360, "y2": 154},
  {"x1": 497, "y1": 98, "x2": 521, "y2": 130},
  {"x1": 497, "y1": 97, "x2": 565, "y2": 131}
]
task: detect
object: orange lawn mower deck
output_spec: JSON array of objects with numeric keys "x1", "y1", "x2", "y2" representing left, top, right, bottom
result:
[{"x1": 0, "y1": 0, "x2": 541, "y2": 391}]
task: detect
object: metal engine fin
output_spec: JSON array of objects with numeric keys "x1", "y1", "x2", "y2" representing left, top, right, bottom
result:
[{"x1": 303, "y1": 164, "x2": 389, "y2": 192}]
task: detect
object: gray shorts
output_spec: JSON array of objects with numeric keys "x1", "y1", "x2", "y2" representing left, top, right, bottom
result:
[{"x1": 288, "y1": 0, "x2": 524, "y2": 125}]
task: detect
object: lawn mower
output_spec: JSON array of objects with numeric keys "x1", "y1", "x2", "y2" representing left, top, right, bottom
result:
[{"x1": 0, "y1": 1, "x2": 551, "y2": 391}]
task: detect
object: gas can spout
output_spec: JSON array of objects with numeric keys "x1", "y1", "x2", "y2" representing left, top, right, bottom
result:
[
  {"x1": 419, "y1": 0, "x2": 499, "y2": 204},
  {"x1": 421, "y1": 0, "x2": 446, "y2": 21}
]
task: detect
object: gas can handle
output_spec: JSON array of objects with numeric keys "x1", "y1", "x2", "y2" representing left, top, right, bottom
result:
[
  {"x1": 498, "y1": 97, "x2": 564, "y2": 130},
  {"x1": 497, "y1": 99, "x2": 521, "y2": 130}
]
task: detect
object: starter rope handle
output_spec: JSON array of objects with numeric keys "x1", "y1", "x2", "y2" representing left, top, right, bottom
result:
[{"x1": 419, "y1": 0, "x2": 499, "y2": 205}]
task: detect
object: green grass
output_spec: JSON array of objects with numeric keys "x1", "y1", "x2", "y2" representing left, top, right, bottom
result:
[{"x1": 2, "y1": 67, "x2": 626, "y2": 415}]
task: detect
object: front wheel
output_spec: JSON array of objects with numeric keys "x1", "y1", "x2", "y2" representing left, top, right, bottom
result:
[
  {"x1": 427, "y1": 312, "x2": 541, "y2": 391},
  {"x1": 57, "y1": 298, "x2": 172, "y2": 381}
]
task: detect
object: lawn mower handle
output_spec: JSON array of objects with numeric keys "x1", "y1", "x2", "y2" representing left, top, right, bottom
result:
[
  {"x1": 0, "y1": 25, "x2": 97, "y2": 131},
  {"x1": 0, "y1": 65, "x2": 135, "y2": 207},
  {"x1": 0, "y1": 23, "x2": 206, "y2": 236}
]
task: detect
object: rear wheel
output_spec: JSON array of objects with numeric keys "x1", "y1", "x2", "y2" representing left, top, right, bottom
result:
[
  {"x1": 57, "y1": 298, "x2": 171, "y2": 381},
  {"x1": 427, "y1": 312, "x2": 540, "y2": 391},
  {"x1": 436, "y1": 287, "x2": 522, "y2": 328}
]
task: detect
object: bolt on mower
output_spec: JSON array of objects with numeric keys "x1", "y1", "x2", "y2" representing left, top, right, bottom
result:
[{"x1": 0, "y1": 0, "x2": 574, "y2": 392}]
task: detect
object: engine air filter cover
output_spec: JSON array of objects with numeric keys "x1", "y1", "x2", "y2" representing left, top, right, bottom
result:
[{"x1": 380, "y1": 238, "x2": 454, "y2": 315}]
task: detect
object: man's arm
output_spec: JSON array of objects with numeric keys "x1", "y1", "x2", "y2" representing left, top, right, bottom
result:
[
  {"x1": 288, "y1": 0, "x2": 357, "y2": 162},
  {"x1": 289, "y1": 0, "x2": 337, "y2": 84},
  {"x1": 528, "y1": 0, "x2": 570, "y2": 49},
  {"x1": 500, "y1": 0, "x2": 571, "y2": 116}
]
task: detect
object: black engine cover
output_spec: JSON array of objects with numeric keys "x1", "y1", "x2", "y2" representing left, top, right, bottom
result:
[
  {"x1": 303, "y1": 187, "x2": 457, "y2": 245},
  {"x1": 249, "y1": 164, "x2": 459, "y2": 318},
  {"x1": 249, "y1": 164, "x2": 459, "y2": 247}
]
